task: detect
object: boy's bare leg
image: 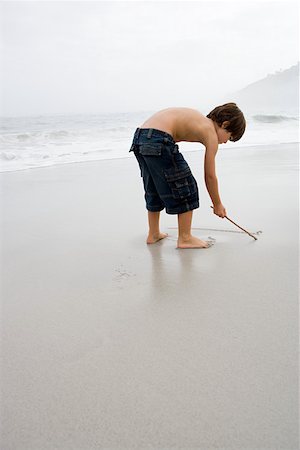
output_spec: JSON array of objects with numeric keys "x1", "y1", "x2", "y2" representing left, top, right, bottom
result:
[
  {"x1": 177, "y1": 211, "x2": 210, "y2": 249},
  {"x1": 147, "y1": 211, "x2": 168, "y2": 244}
]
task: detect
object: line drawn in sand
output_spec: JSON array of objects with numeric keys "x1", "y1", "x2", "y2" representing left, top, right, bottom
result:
[{"x1": 168, "y1": 227, "x2": 262, "y2": 236}]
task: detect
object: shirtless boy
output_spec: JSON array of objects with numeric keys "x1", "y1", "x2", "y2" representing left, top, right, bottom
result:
[{"x1": 129, "y1": 103, "x2": 246, "y2": 249}]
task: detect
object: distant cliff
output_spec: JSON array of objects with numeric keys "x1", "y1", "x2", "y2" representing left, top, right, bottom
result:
[{"x1": 228, "y1": 63, "x2": 299, "y2": 116}]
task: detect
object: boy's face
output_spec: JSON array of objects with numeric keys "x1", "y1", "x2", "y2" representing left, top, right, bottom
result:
[{"x1": 217, "y1": 121, "x2": 232, "y2": 144}]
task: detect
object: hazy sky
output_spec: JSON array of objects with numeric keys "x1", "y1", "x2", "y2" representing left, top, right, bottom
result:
[{"x1": 1, "y1": 0, "x2": 299, "y2": 116}]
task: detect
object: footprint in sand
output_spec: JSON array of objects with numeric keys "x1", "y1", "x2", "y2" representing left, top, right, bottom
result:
[{"x1": 114, "y1": 265, "x2": 136, "y2": 282}]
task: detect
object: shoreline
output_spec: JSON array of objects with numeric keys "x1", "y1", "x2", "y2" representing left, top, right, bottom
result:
[{"x1": 0, "y1": 140, "x2": 299, "y2": 174}]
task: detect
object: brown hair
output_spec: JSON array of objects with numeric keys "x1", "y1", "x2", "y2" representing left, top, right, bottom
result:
[{"x1": 206, "y1": 102, "x2": 246, "y2": 142}]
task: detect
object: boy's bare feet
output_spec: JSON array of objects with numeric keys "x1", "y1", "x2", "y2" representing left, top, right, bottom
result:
[
  {"x1": 177, "y1": 235, "x2": 213, "y2": 249},
  {"x1": 147, "y1": 232, "x2": 168, "y2": 244}
]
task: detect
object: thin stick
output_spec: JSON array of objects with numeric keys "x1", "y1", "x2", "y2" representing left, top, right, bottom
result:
[{"x1": 210, "y1": 206, "x2": 258, "y2": 240}]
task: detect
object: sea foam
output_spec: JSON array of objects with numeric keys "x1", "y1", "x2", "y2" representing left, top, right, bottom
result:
[{"x1": 0, "y1": 111, "x2": 298, "y2": 172}]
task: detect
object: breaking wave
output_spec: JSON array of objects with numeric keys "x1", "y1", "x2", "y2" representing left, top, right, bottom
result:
[
  {"x1": 0, "y1": 111, "x2": 298, "y2": 172},
  {"x1": 252, "y1": 114, "x2": 299, "y2": 123}
]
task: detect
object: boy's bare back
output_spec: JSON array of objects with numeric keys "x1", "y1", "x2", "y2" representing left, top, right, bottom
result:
[{"x1": 140, "y1": 107, "x2": 214, "y2": 146}]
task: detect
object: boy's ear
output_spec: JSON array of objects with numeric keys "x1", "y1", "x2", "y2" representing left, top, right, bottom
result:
[{"x1": 222, "y1": 121, "x2": 230, "y2": 129}]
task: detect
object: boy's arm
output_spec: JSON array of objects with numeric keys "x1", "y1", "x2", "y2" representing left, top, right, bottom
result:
[{"x1": 203, "y1": 140, "x2": 227, "y2": 218}]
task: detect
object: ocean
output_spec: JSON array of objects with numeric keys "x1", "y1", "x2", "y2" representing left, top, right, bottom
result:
[{"x1": 0, "y1": 111, "x2": 299, "y2": 173}]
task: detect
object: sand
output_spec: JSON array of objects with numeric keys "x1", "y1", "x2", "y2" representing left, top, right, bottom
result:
[{"x1": 1, "y1": 143, "x2": 299, "y2": 449}]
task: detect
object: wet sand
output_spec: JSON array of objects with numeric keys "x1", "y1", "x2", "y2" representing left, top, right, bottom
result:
[{"x1": 1, "y1": 143, "x2": 299, "y2": 449}]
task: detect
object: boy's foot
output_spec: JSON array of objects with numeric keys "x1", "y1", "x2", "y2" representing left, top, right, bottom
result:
[
  {"x1": 177, "y1": 235, "x2": 213, "y2": 249},
  {"x1": 147, "y1": 232, "x2": 168, "y2": 244}
]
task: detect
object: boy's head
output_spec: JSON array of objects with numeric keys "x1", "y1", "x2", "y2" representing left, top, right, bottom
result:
[{"x1": 206, "y1": 103, "x2": 246, "y2": 142}]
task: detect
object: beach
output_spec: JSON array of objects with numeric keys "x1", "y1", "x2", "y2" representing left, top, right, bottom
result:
[{"x1": 1, "y1": 142, "x2": 299, "y2": 449}]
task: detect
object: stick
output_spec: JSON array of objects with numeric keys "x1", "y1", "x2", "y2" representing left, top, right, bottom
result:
[{"x1": 210, "y1": 207, "x2": 257, "y2": 240}]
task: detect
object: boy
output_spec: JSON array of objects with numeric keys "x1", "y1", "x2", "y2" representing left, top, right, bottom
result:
[{"x1": 129, "y1": 103, "x2": 246, "y2": 249}]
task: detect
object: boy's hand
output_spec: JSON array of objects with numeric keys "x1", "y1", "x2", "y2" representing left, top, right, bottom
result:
[{"x1": 213, "y1": 203, "x2": 227, "y2": 218}]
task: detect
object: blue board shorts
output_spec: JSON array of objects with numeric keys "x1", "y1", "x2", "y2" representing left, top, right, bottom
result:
[{"x1": 129, "y1": 128, "x2": 199, "y2": 215}]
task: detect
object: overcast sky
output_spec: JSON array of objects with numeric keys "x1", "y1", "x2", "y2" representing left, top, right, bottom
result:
[{"x1": 1, "y1": 1, "x2": 299, "y2": 116}]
